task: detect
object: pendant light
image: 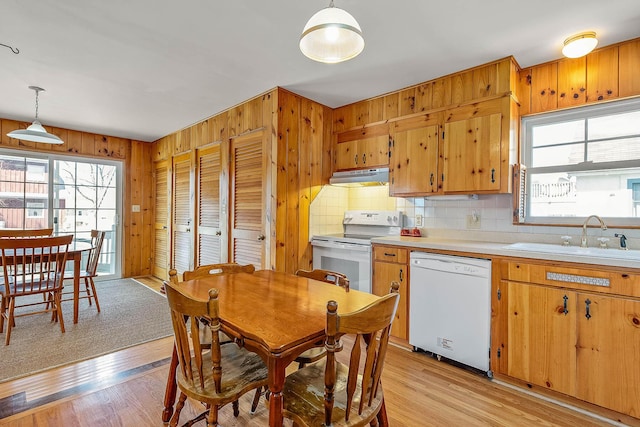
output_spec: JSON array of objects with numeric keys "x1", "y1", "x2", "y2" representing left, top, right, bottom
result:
[
  {"x1": 562, "y1": 32, "x2": 598, "y2": 58},
  {"x1": 7, "y1": 86, "x2": 63, "y2": 144},
  {"x1": 300, "y1": 0, "x2": 364, "y2": 64}
]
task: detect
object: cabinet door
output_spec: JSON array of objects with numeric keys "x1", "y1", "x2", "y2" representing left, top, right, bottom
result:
[
  {"x1": 576, "y1": 294, "x2": 640, "y2": 417},
  {"x1": 372, "y1": 260, "x2": 407, "y2": 340},
  {"x1": 390, "y1": 124, "x2": 439, "y2": 196},
  {"x1": 443, "y1": 113, "x2": 501, "y2": 192},
  {"x1": 334, "y1": 140, "x2": 358, "y2": 171},
  {"x1": 358, "y1": 134, "x2": 389, "y2": 169},
  {"x1": 506, "y1": 282, "x2": 577, "y2": 396}
]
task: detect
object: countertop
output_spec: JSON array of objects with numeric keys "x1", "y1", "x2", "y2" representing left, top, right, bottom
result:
[{"x1": 371, "y1": 236, "x2": 640, "y2": 270}]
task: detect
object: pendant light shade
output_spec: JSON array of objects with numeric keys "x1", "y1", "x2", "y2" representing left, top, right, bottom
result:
[
  {"x1": 300, "y1": 1, "x2": 364, "y2": 64},
  {"x1": 7, "y1": 86, "x2": 63, "y2": 145},
  {"x1": 562, "y1": 32, "x2": 598, "y2": 58}
]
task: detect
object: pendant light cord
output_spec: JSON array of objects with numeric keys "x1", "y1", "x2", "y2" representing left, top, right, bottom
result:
[
  {"x1": 1, "y1": 43, "x2": 19, "y2": 54},
  {"x1": 34, "y1": 89, "x2": 40, "y2": 120}
]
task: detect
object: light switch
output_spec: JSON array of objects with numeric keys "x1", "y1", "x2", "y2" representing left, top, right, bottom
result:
[{"x1": 132, "y1": 205, "x2": 141, "y2": 212}]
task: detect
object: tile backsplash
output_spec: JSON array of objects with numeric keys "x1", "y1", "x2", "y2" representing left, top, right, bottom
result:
[{"x1": 309, "y1": 185, "x2": 640, "y2": 248}]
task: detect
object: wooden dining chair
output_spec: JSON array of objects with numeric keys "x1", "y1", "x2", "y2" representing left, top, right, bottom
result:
[
  {"x1": 163, "y1": 263, "x2": 264, "y2": 421},
  {"x1": 0, "y1": 228, "x2": 53, "y2": 238},
  {"x1": 164, "y1": 277, "x2": 268, "y2": 427},
  {"x1": 282, "y1": 281, "x2": 400, "y2": 427},
  {"x1": 183, "y1": 262, "x2": 256, "y2": 280},
  {"x1": 60, "y1": 230, "x2": 106, "y2": 312},
  {"x1": 0, "y1": 234, "x2": 73, "y2": 345},
  {"x1": 293, "y1": 268, "x2": 350, "y2": 368}
]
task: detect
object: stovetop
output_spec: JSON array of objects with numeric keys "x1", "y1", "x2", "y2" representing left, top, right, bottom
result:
[{"x1": 311, "y1": 210, "x2": 403, "y2": 246}]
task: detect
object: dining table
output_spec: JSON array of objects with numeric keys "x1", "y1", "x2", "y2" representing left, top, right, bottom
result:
[{"x1": 161, "y1": 269, "x2": 388, "y2": 427}]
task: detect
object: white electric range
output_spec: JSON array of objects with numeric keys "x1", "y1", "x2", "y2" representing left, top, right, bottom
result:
[{"x1": 311, "y1": 210, "x2": 402, "y2": 293}]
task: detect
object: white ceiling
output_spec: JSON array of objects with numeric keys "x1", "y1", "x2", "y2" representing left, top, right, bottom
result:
[{"x1": 2, "y1": 0, "x2": 640, "y2": 142}]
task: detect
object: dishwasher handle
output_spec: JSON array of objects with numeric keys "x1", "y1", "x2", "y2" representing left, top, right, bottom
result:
[{"x1": 411, "y1": 257, "x2": 491, "y2": 279}]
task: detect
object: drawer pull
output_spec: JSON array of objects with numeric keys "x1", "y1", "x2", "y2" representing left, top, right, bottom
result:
[
  {"x1": 384, "y1": 252, "x2": 396, "y2": 257},
  {"x1": 563, "y1": 295, "x2": 569, "y2": 315},
  {"x1": 585, "y1": 299, "x2": 592, "y2": 320}
]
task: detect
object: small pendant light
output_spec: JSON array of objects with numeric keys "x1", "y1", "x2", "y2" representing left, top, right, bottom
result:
[{"x1": 7, "y1": 86, "x2": 63, "y2": 144}]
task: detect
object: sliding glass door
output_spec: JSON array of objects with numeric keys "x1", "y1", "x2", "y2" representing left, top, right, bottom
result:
[{"x1": 0, "y1": 151, "x2": 122, "y2": 279}]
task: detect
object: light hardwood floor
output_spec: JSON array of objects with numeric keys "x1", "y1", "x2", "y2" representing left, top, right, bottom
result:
[{"x1": 1, "y1": 276, "x2": 638, "y2": 427}]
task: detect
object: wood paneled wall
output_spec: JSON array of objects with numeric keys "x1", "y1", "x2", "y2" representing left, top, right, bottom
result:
[
  {"x1": 152, "y1": 88, "x2": 332, "y2": 274},
  {"x1": 0, "y1": 118, "x2": 154, "y2": 278},
  {"x1": 518, "y1": 37, "x2": 640, "y2": 115},
  {"x1": 332, "y1": 57, "x2": 519, "y2": 134}
]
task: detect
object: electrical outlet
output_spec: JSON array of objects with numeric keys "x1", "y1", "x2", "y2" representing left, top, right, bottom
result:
[
  {"x1": 466, "y1": 211, "x2": 481, "y2": 229},
  {"x1": 415, "y1": 214, "x2": 423, "y2": 227}
]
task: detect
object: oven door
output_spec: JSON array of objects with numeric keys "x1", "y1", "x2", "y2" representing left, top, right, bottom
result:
[{"x1": 311, "y1": 241, "x2": 371, "y2": 293}]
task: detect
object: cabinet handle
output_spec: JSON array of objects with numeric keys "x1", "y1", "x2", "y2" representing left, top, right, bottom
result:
[
  {"x1": 384, "y1": 252, "x2": 396, "y2": 257},
  {"x1": 563, "y1": 295, "x2": 568, "y2": 315},
  {"x1": 585, "y1": 299, "x2": 592, "y2": 320},
  {"x1": 491, "y1": 168, "x2": 496, "y2": 183},
  {"x1": 399, "y1": 268, "x2": 404, "y2": 282},
  {"x1": 429, "y1": 173, "x2": 434, "y2": 186},
  {"x1": 362, "y1": 153, "x2": 366, "y2": 164},
  {"x1": 354, "y1": 154, "x2": 358, "y2": 165}
]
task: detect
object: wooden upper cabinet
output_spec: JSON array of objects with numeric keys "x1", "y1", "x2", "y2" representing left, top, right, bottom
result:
[
  {"x1": 389, "y1": 114, "x2": 441, "y2": 196},
  {"x1": 586, "y1": 46, "x2": 619, "y2": 103},
  {"x1": 619, "y1": 39, "x2": 640, "y2": 97},
  {"x1": 530, "y1": 62, "x2": 558, "y2": 113},
  {"x1": 557, "y1": 57, "x2": 586, "y2": 108},
  {"x1": 334, "y1": 124, "x2": 389, "y2": 172},
  {"x1": 443, "y1": 112, "x2": 502, "y2": 193}
]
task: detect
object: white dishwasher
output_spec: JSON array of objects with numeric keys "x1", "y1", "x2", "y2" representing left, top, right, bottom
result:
[{"x1": 409, "y1": 252, "x2": 492, "y2": 374}]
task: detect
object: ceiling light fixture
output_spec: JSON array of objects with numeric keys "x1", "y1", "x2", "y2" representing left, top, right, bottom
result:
[
  {"x1": 562, "y1": 31, "x2": 598, "y2": 58},
  {"x1": 300, "y1": 0, "x2": 364, "y2": 64},
  {"x1": 7, "y1": 86, "x2": 63, "y2": 144}
]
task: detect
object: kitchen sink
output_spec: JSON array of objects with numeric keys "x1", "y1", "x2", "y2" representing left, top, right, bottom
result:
[{"x1": 504, "y1": 242, "x2": 640, "y2": 261}]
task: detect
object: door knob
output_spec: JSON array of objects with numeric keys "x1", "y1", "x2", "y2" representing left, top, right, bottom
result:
[
  {"x1": 215, "y1": 230, "x2": 222, "y2": 236},
  {"x1": 257, "y1": 234, "x2": 266, "y2": 241}
]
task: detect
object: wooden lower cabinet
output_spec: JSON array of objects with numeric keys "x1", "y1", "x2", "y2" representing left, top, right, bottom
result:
[
  {"x1": 497, "y1": 260, "x2": 640, "y2": 418},
  {"x1": 505, "y1": 281, "x2": 577, "y2": 396},
  {"x1": 575, "y1": 293, "x2": 640, "y2": 416},
  {"x1": 372, "y1": 245, "x2": 408, "y2": 341}
]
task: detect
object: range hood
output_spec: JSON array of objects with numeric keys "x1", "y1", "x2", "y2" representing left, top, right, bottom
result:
[{"x1": 329, "y1": 168, "x2": 389, "y2": 186}]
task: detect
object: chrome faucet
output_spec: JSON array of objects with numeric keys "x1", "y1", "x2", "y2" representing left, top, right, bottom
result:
[{"x1": 581, "y1": 215, "x2": 607, "y2": 248}]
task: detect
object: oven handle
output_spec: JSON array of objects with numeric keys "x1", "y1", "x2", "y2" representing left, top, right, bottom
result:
[{"x1": 311, "y1": 240, "x2": 371, "y2": 252}]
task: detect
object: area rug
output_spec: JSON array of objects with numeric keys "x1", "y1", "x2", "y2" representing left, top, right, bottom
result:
[{"x1": 0, "y1": 278, "x2": 173, "y2": 383}]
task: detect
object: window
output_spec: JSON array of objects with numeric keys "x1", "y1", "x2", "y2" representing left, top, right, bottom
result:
[{"x1": 520, "y1": 98, "x2": 640, "y2": 226}]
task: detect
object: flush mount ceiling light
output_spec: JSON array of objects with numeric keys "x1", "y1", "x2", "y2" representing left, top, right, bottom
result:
[
  {"x1": 7, "y1": 86, "x2": 63, "y2": 144},
  {"x1": 562, "y1": 31, "x2": 598, "y2": 58},
  {"x1": 300, "y1": 0, "x2": 364, "y2": 64}
]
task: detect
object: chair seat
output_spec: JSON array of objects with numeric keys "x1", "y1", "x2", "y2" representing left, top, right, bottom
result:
[
  {"x1": 294, "y1": 347, "x2": 326, "y2": 365},
  {"x1": 176, "y1": 343, "x2": 268, "y2": 405},
  {"x1": 283, "y1": 360, "x2": 384, "y2": 426}
]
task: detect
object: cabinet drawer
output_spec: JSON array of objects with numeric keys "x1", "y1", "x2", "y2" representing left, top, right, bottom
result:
[
  {"x1": 501, "y1": 260, "x2": 640, "y2": 298},
  {"x1": 373, "y1": 246, "x2": 408, "y2": 263}
]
